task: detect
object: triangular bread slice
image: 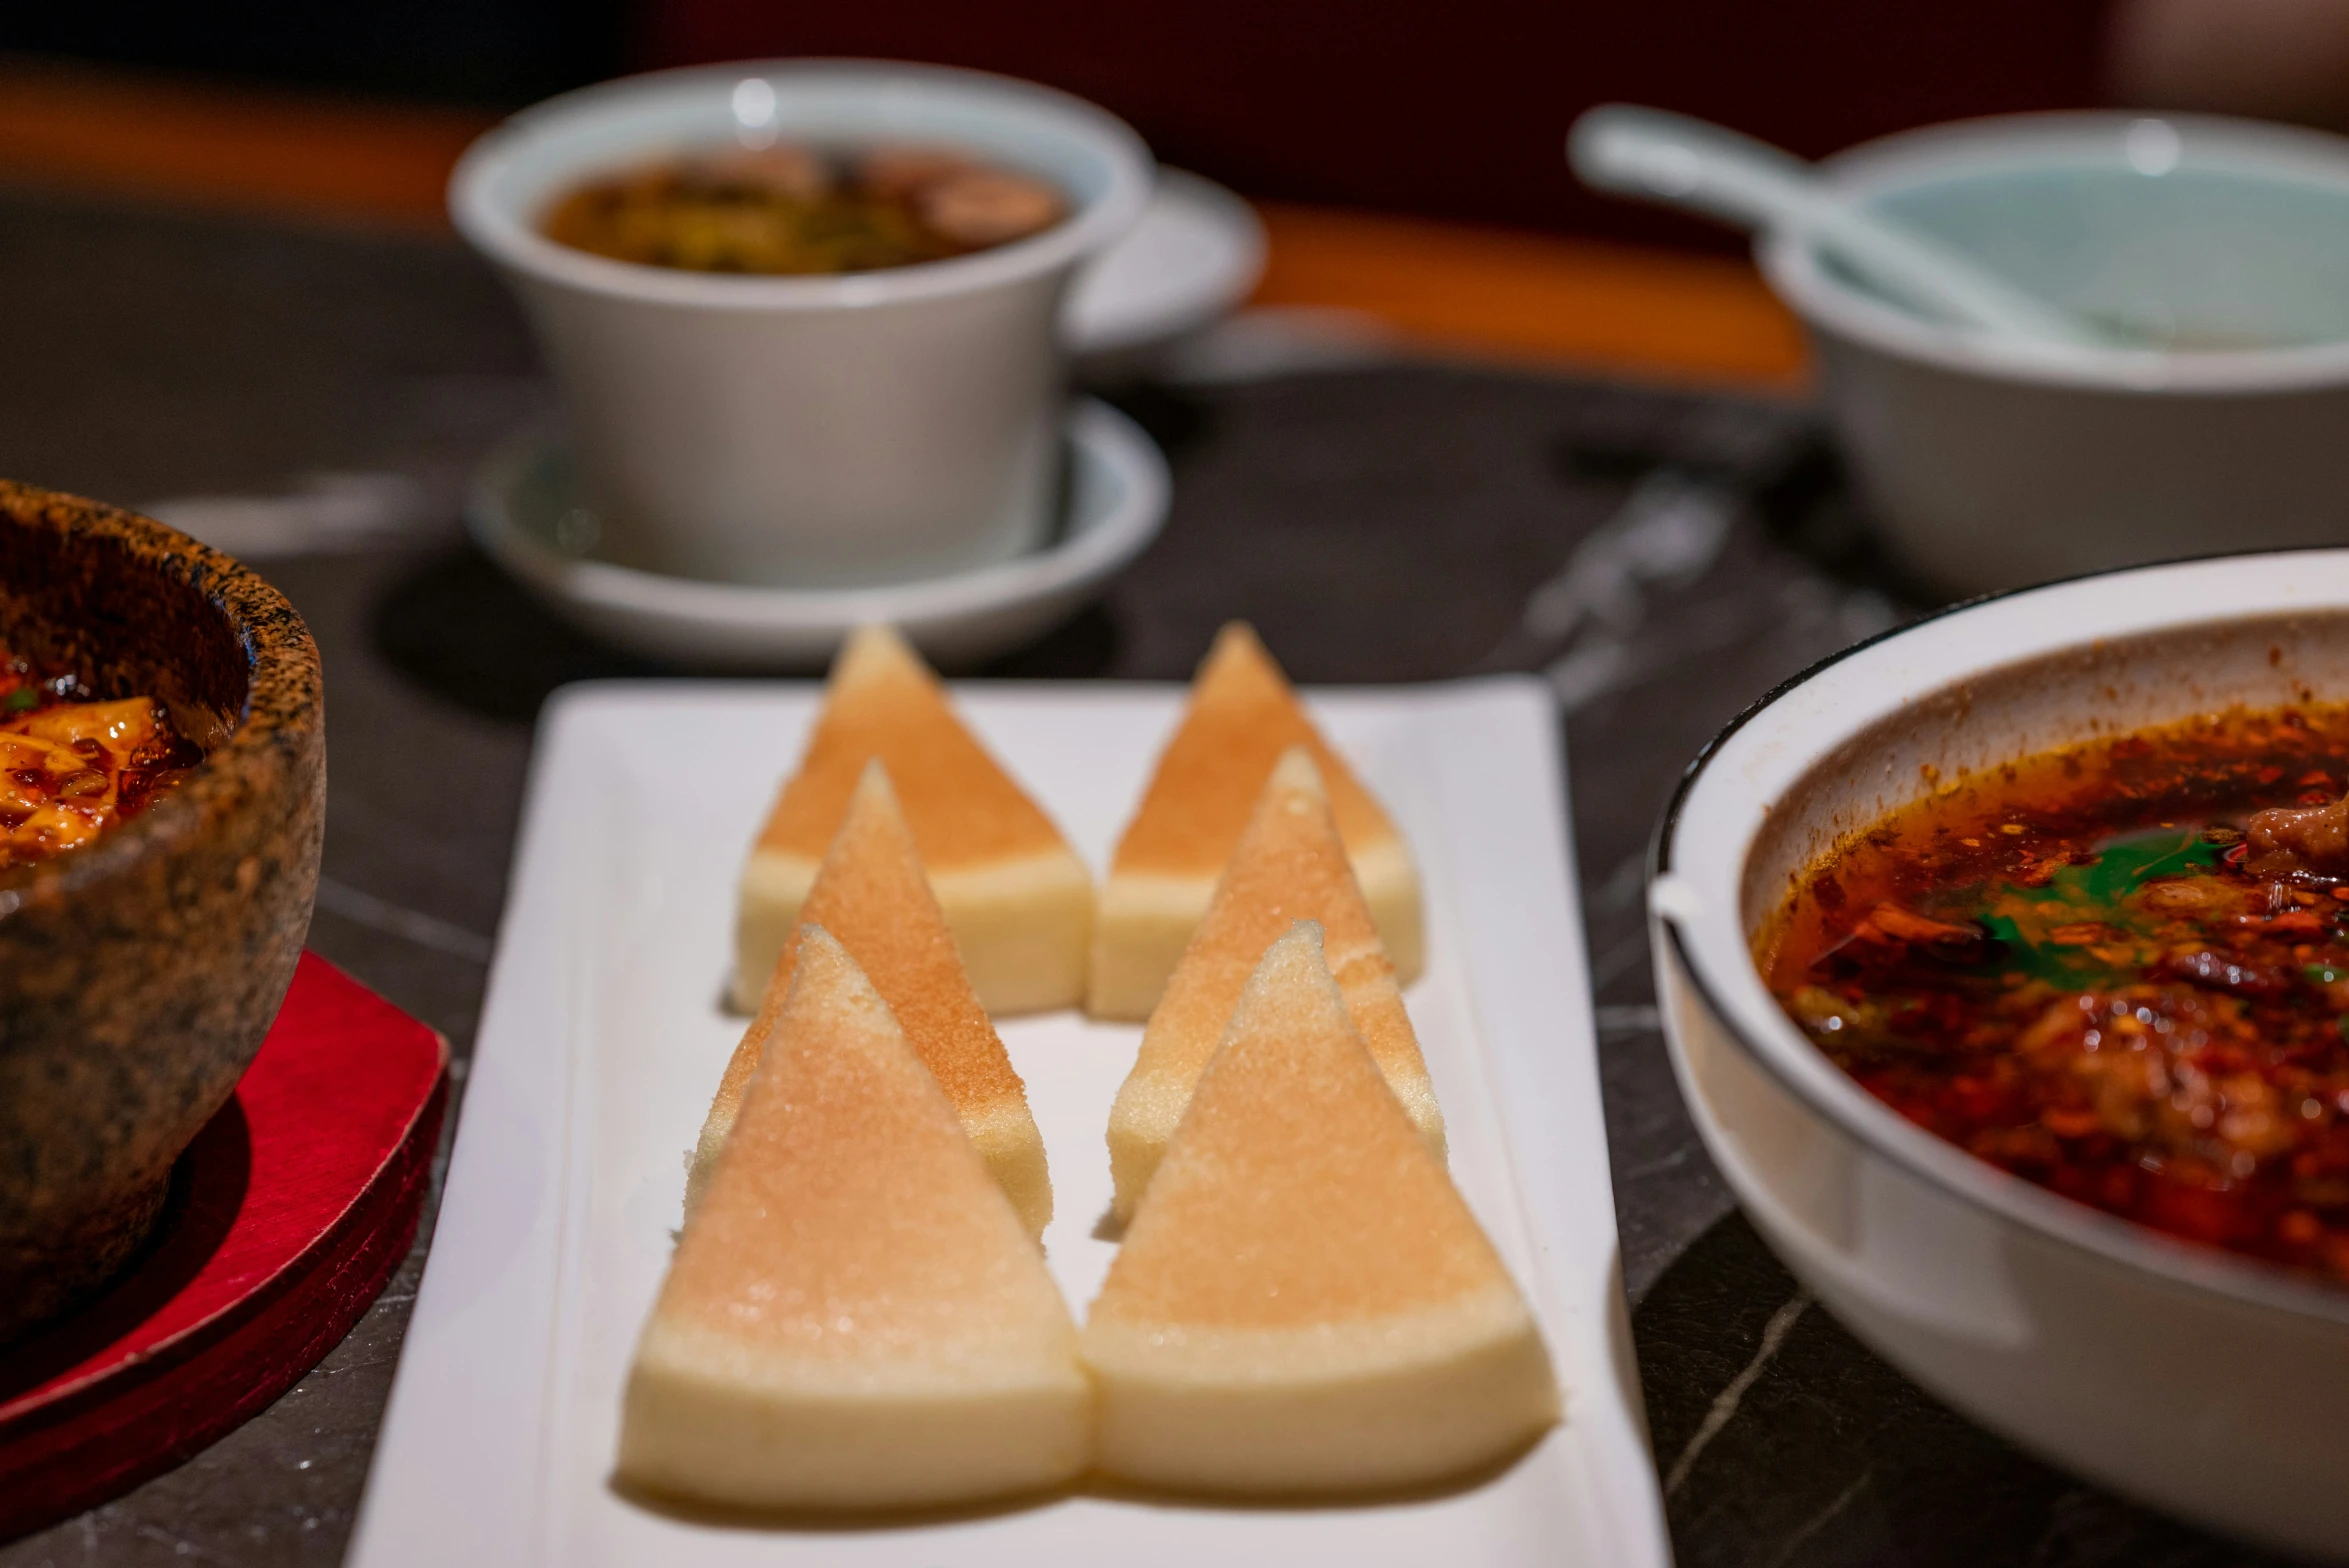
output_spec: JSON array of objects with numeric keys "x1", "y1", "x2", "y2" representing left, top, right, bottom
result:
[
  {"x1": 1105, "y1": 747, "x2": 1442, "y2": 1222},
  {"x1": 1087, "y1": 622, "x2": 1422, "y2": 1020},
  {"x1": 1082, "y1": 922, "x2": 1556, "y2": 1496},
  {"x1": 695, "y1": 760, "x2": 1050, "y2": 1236},
  {"x1": 734, "y1": 624, "x2": 1092, "y2": 1017},
  {"x1": 619, "y1": 927, "x2": 1089, "y2": 1512}
]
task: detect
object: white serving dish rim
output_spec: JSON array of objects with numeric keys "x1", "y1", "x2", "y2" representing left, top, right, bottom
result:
[
  {"x1": 1758, "y1": 110, "x2": 2349, "y2": 395},
  {"x1": 466, "y1": 396, "x2": 1167, "y2": 630},
  {"x1": 1656, "y1": 547, "x2": 2349, "y2": 1329},
  {"x1": 450, "y1": 57, "x2": 1155, "y2": 313}
]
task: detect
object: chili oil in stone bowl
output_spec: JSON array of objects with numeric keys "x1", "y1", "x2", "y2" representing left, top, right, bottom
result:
[{"x1": 0, "y1": 481, "x2": 324, "y2": 1341}]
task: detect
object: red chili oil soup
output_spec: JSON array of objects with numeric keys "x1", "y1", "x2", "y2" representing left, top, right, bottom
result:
[{"x1": 1758, "y1": 702, "x2": 2349, "y2": 1283}]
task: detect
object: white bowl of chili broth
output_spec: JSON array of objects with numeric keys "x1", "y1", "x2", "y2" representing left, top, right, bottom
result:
[
  {"x1": 450, "y1": 60, "x2": 1151, "y2": 589},
  {"x1": 1654, "y1": 550, "x2": 2349, "y2": 1555}
]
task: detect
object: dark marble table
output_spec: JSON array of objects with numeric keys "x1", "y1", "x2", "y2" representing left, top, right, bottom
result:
[{"x1": 0, "y1": 191, "x2": 2301, "y2": 1567}]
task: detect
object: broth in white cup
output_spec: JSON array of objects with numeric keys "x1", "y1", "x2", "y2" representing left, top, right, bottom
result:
[{"x1": 451, "y1": 61, "x2": 1152, "y2": 589}]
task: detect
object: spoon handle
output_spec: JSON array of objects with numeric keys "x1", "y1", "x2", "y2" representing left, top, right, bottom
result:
[{"x1": 1570, "y1": 105, "x2": 2107, "y2": 347}]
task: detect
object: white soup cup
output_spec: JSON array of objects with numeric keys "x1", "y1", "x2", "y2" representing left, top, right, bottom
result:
[{"x1": 451, "y1": 60, "x2": 1152, "y2": 588}]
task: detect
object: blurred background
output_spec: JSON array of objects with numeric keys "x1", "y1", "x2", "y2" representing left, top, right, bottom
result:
[
  {"x1": 0, "y1": 0, "x2": 2113, "y2": 243},
  {"x1": 17, "y1": 0, "x2": 2349, "y2": 243},
  {"x1": 18, "y1": 0, "x2": 2349, "y2": 241},
  {"x1": 6, "y1": 0, "x2": 2345, "y2": 387}
]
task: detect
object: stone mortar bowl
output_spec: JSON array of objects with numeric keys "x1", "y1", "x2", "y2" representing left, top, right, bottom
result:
[{"x1": 0, "y1": 481, "x2": 324, "y2": 1342}]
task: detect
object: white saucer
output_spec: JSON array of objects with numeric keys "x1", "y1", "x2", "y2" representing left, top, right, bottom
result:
[
  {"x1": 1062, "y1": 168, "x2": 1266, "y2": 360},
  {"x1": 467, "y1": 398, "x2": 1169, "y2": 669}
]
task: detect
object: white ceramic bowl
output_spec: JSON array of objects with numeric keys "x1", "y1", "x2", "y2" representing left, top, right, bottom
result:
[
  {"x1": 1762, "y1": 114, "x2": 2349, "y2": 598},
  {"x1": 451, "y1": 60, "x2": 1152, "y2": 589},
  {"x1": 1654, "y1": 551, "x2": 2349, "y2": 1557}
]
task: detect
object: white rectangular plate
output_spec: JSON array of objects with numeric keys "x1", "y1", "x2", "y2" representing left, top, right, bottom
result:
[{"x1": 350, "y1": 676, "x2": 1668, "y2": 1567}]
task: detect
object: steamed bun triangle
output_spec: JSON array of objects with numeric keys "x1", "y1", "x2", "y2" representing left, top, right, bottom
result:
[
  {"x1": 1106, "y1": 746, "x2": 1441, "y2": 1224},
  {"x1": 734, "y1": 624, "x2": 1092, "y2": 1016},
  {"x1": 693, "y1": 759, "x2": 1051, "y2": 1237},
  {"x1": 1081, "y1": 921, "x2": 1557, "y2": 1496},
  {"x1": 1089, "y1": 622, "x2": 1423, "y2": 1020},
  {"x1": 617, "y1": 926, "x2": 1089, "y2": 1512}
]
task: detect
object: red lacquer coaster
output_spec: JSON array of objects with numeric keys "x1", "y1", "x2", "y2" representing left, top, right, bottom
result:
[{"x1": 0, "y1": 952, "x2": 449, "y2": 1540}]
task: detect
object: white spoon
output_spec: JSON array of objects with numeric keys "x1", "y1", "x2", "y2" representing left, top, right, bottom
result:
[{"x1": 1569, "y1": 104, "x2": 2120, "y2": 349}]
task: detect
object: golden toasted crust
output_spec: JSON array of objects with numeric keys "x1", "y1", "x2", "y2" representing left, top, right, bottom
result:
[
  {"x1": 1088, "y1": 623, "x2": 1422, "y2": 1016},
  {"x1": 697, "y1": 763, "x2": 1049, "y2": 1235},
  {"x1": 735, "y1": 625, "x2": 1093, "y2": 1017},
  {"x1": 754, "y1": 625, "x2": 1070, "y2": 871},
  {"x1": 1109, "y1": 623, "x2": 1404, "y2": 876},
  {"x1": 659, "y1": 930, "x2": 1041, "y2": 1345},
  {"x1": 1080, "y1": 924, "x2": 1556, "y2": 1494},
  {"x1": 1106, "y1": 749, "x2": 1441, "y2": 1220},
  {"x1": 1099, "y1": 923, "x2": 1501, "y2": 1327},
  {"x1": 621, "y1": 929, "x2": 1087, "y2": 1510}
]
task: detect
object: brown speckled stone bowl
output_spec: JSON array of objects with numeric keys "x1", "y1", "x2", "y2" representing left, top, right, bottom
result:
[{"x1": 0, "y1": 481, "x2": 323, "y2": 1342}]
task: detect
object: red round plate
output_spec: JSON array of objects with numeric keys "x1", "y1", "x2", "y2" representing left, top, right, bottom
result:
[{"x1": 0, "y1": 952, "x2": 449, "y2": 1540}]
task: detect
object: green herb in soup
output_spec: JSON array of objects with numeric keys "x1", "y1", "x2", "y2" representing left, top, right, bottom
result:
[
  {"x1": 539, "y1": 144, "x2": 1068, "y2": 276},
  {"x1": 1758, "y1": 703, "x2": 2349, "y2": 1284}
]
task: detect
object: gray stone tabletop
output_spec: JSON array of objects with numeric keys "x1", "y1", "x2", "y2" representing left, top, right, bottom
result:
[{"x1": 0, "y1": 190, "x2": 2303, "y2": 1567}]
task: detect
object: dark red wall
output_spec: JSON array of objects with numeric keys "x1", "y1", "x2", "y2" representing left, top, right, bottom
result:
[{"x1": 640, "y1": 0, "x2": 2113, "y2": 245}]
